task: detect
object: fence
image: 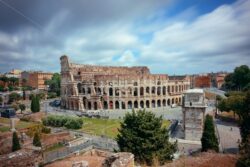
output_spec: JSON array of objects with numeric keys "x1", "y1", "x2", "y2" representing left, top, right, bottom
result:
[{"x1": 43, "y1": 137, "x2": 119, "y2": 164}]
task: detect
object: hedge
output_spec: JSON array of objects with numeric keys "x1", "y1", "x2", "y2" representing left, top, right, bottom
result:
[{"x1": 42, "y1": 115, "x2": 83, "y2": 129}]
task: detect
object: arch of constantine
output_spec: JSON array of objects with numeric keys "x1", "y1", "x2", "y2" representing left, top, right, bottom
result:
[{"x1": 60, "y1": 55, "x2": 190, "y2": 111}]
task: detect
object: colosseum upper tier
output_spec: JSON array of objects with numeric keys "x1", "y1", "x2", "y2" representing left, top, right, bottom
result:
[{"x1": 60, "y1": 55, "x2": 190, "y2": 111}]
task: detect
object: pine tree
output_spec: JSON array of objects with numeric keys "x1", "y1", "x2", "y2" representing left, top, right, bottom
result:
[
  {"x1": 12, "y1": 132, "x2": 21, "y2": 152},
  {"x1": 33, "y1": 132, "x2": 42, "y2": 147},
  {"x1": 116, "y1": 110, "x2": 177, "y2": 165},
  {"x1": 201, "y1": 115, "x2": 219, "y2": 152}
]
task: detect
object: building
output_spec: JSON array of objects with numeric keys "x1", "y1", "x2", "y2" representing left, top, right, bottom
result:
[
  {"x1": 5, "y1": 69, "x2": 22, "y2": 78},
  {"x1": 21, "y1": 71, "x2": 53, "y2": 89},
  {"x1": 216, "y1": 73, "x2": 227, "y2": 89},
  {"x1": 182, "y1": 89, "x2": 206, "y2": 141},
  {"x1": 194, "y1": 75, "x2": 211, "y2": 88},
  {"x1": 60, "y1": 55, "x2": 190, "y2": 111}
]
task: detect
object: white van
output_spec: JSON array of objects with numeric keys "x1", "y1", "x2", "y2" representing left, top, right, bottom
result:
[{"x1": 171, "y1": 104, "x2": 177, "y2": 108}]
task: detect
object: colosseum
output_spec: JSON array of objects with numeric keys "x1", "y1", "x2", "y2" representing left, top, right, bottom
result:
[{"x1": 60, "y1": 55, "x2": 190, "y2": 111}]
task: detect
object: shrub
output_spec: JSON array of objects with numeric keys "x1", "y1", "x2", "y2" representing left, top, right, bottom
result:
[
  {"x1": 64, "y1": 119, "x2": 82, "y2": 129},
  {"x1": 42, "y1": 115, "x2": 83, "y2": 129},
  {"x1": 47, "y1": 92, "x2": 57, "y2": 99},
  {"x1": 33, "y1": 132, "x2": 42, "y2": 147},
  {"x1": 41, "y1": 126, "x2": 51, "y2": 134}
]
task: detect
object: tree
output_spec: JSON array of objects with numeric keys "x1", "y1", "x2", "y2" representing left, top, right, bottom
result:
[
  {"x1": 22, "y1": 78, "x2": 27, "y2": 86},
  {"x1": 8, "y1": 92, "x2": 21, "y2": 103},
  {"x1": 45, "y1": 73, "x2": 61, "y2": 96},
  {"x1": 116, "y1": 110, "x2": 177, "y2": 165},
  {"x1": 237, "y1": 135, "x2": 250, "y2": 167},
  {"x1": 22, "y1": 89, "x2": 26, "y2": 100},
  {"x1": 33, "y1": 132, "x2": 42, "y2": 147},
  {"x1": 12, "y1": 131, "x2": 21, "y2": 151},
  {"x1": 201, "y1": 115, "x2": 219, "y2": 152},
  {"x1": 222, "y1": 65, "x2": 250, "y2": 91},
  {"x1": 19, "y1": 104, "x2": 26, "y2": 114},
  {"x1": 31, "y1": 96, "x2": 40, "y2": 113},
  {"x1": 9, "y1": 77, "x2": 19, "y2": 87},
  {"x1": 0, "y1": 76, "x2": 9, "y2": 88}
]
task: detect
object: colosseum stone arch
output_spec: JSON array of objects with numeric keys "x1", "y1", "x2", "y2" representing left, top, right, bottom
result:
[{"x1": 60, "y1": 55, "x2": 190, "y2": 111}]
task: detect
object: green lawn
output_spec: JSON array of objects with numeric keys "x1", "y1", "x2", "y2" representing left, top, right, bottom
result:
[
  {"x1": 0, "y1": 117, "x2": 37, "y2": 132},
  {"x1": 79, "y1": 117, "x2": 171, "y2": 139},
  {"x1": 0, "y1": 126, "x2": 10, "y2": 132},
  {"x1": 80, "y1": 118, "x2": 121, "y2": 139}
]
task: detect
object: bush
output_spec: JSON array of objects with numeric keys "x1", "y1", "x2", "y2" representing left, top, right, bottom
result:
[
  {"x1": 42, "y1": 115, "x2": 83, "y2": 129},
  {"x1": 64, "y1": 119, "x2": 83, "y2": 129},
  {"x1": 47, "y1": 92, "x2": 57, "y2": 99},
  {"x1": 33, "y1": 132, "x2": 41, "y2": 147},
  {"x1": 41, "y1": 126, "x2": 51, "y2": 134}
]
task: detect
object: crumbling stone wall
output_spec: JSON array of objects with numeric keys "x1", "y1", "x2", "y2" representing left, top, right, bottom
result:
[{"x1": 0, "y1": 149, "x2": 42, "y2": 167}]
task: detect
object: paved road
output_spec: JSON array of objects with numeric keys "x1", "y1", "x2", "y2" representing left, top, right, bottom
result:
[
  {"x1": 43, "y1": 100, "x2": 183, "y2": 120},
  {"x1": 215, "y1": 119, "x2": 241, "y2": 153},
  {"x1": 204, "y1": 87, "x2": 226, "y2": 98}
]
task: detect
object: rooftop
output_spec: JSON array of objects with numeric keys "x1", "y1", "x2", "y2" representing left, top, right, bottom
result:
[{"x1": 185, "y1": 88, "x2": 204, "y2": 94}]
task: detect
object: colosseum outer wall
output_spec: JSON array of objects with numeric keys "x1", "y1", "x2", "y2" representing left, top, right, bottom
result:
[{"x1": 60, "y1": 55, "x2": 190, "y2": 111}]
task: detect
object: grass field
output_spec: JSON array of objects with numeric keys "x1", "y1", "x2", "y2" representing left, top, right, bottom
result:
[
  {"x1": 80, "y1": 117, "x2": 171, "y2": 139},
  {"x1": 0, "y1": 117, "x2": 37, "y2": 132}
]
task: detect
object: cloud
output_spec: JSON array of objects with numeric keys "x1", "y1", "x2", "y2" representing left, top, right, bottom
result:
[
  {"x1": 138, "y1": 0, "x2": 250, "y2": 74},
  {"x1": 0, "y1": 0, "x2": 249, "y2": 75}
]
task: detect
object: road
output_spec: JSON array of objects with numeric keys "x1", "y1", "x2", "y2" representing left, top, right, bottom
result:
[{"x1": 215, "y1": 119, "x2": 241, "y2": 153}]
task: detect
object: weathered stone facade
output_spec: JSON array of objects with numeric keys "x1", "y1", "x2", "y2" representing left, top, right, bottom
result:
[
  {"x1": 182, "y1": 89, "x2": 206, "y2": 141},
  {"x1": 60, "y1": 55, "x2": 190, "y2": 111}
]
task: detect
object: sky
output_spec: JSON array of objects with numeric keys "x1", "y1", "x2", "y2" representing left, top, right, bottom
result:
[{"x1": 0, "y1": 0, "x2": 249, "y2": 75}]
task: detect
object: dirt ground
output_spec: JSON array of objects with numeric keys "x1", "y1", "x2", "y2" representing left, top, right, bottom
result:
[{"x1": 165, "y1": 152, "x2": 238, "y2": 167}]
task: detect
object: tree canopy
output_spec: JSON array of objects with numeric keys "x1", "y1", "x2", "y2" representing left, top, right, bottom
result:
[
  {"x1": 217, "y1": 91, "x2": 250, "y2": 167},
  {"x1": 8, "y1": 92, "x2": 21, "y2": 104},
  {"x1": 116, "y1": 110, "x2": 177, "y2": 165},
  {"x1": 222, "y1": 65, "x2": 250, "y2": 91},
  {"x1": 45, "y1": 73, "x2": 61, "y2": 96}
]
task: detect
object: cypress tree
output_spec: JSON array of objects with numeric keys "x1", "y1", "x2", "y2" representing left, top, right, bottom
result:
[
  {"x1": 201, "y1": 115, "x2": 219, "y2": 152},
  {"x1": 33, "y1": 132, "x2": 42, "y2": 147},
  {"x1": 12, "y1": 132, "x2": 21, "y2": 152},
  {"x1": 36, "y1": 96, "x2": 40, "y2": 112},
  {"x1": 31, "y1": 96, "x2": 40, "y2": 113},
  {"x1": 31, "y1": 96, "x2": 35, "y2": 113}
]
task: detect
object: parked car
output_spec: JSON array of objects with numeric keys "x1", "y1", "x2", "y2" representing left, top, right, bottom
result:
[
  {"x1": 0, "y1": 108, "x2": 16, "y2": 118},
  {"x1": 49, "y1": 100, "x2": 61, "y2": 107}
]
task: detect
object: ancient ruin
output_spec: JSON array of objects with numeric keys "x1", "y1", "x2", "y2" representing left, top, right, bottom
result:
[
  {"x1": 182, "y1": 89, "x2": 206, "y2": 141},
  {"x1": 60, "y1": 55, "x2": 190, "y2": 111}
]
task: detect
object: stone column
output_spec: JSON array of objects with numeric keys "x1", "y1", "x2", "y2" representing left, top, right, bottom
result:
[
  {"x1": 78, "y1": 98, "x2": 84, "y2": 111},
  {"x1": 10, "y1": 118, "x2": 16, "y2": 132}
]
